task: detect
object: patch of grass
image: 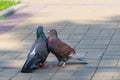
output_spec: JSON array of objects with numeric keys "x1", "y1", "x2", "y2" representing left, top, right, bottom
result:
[
  {"x1": 0, "y1": 16, "x2": 8, "y2": 20},
  {"x1": 0, "y1": 0, "x2": 20, "y2": 11}
]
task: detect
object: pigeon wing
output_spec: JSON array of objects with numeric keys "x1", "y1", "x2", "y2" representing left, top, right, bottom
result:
[{"x1": 54, "y1": 40, "x2": 75, "y2": 56}]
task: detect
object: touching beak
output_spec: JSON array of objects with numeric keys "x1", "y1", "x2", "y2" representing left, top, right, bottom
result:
[{"x1": 47, "y1": 31, "x2": 50, "y2": 34}]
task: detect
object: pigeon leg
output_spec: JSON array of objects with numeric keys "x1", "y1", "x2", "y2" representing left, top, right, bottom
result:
[
  {"x1": 39, "y1": 63, "x2": 48, "y2": 68},
  {"x1": 56, "y1": 61, "x2": 66, "y2": 68},
  {"x1": 62, "y1": 62, "x2": 66, "y2": 67}
]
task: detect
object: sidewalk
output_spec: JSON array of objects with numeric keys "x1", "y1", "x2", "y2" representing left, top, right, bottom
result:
[{"x1": 0, "y1": 0, "x2": 120, "y2": 80}]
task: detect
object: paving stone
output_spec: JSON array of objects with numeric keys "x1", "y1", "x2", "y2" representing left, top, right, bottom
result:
[
  {"x1": 99, "y1": 59, "x2": 118, "y2": 67},
  {"x1": 92, "y1": 77, "x2": 112, "y2": 80},
  {"x1": 16, "y1": 70, "x2": 54, "y2": 77},
  {"x1": 103, "y1": 52, "x2": 120, "y2": 59},
  {"x1": 43, "y1": 22, "x2": 67, "y2": 29},
  {"x1": 116, "y1": 59, "x2": 120, "y2": 67},
  {"x1": 100, "y1": 30, "x2": 114, "y2": 36},
  {"x1": 0, "y1": 60, "x2": 25, "y2": 68},
  {"x1": 76, "y1": 24, "x2": 90, "y2": 30},
  {"x1": 86, "y1": 51, "x2": 103, "y2": 59},
  {"x1": 105, "y1": 52, "x2": 120, "y2": 56},
  {"x1": 76, "y1": 45, "x2": 106, "y2": 49},
  {"x1": 0, "y1": 77, "x2": 10, "y2": 80},
  {"x1": 113, "y1": 34, "x2": 120, "y2": 39},
  {"x1": 63, "y1": 25, "x2": 78, "y2": 30},
  {"x1": 110, "y1": 41, "x2": 120, "y2": 45},
  {"x1": 73, "y1": 67, "x2": 96, "y2": 78},
  {"x1": 79, "y1": 39, "x2": 95, "y2": 45},
  {"x1": 30, "y1": 76, "x2": 51, "y2": 80},
  {"x1": 93, "y1": 68, "x2": 120, "y2": 80},
  {"x1": 94, "y1": 39, "x2": 110, "y2": 45},
  {"x1": 0, "y1": 52, "x2": 21, "y2": 59},
  {"x1": 84, "y1": 59, "x2": 99, "y2": 68},
  {"x1": 86, "y1": 30, "x2": 101, "y2": 35},
  {"x1": 72, "y1": 30, "x2": 88, "y2": 35},
  {"x1": 52, "y1": 77, "x2": 90, "y2": 80},
  {"x1": 0, "y1": 69, "x2": 19, "y2": 77},
  {"x1": 77, "y1": 49, "x2": 105, "y2": 52},
  {"x1": 83, "y1": 36, "x2": 99, "y2": 40},
  {"x1": 90, "y1": 23, "x2": 117, "y2": 30},
  {"x1": 58, "y1": 34, "x2": 70, "y2": 40},
  {"x1": 83, "y1": 35, "x2": 111, "y2": 40},
  {"x1": 53, "y1": 69, "x2": 76, "y2": 77},
  {"x1": 68, "y1": 35, "x2": 83, "y2": 41},
  {"x1": 60, "y1": 30, "x2": 87, "y2": 35},
  {"x1": 107, "y1": 45, "x2": 120, "y2": 51},
  {"x1": 11, "y1": 76, "x2": 30, "y2": 80},
  {"x1": 63, "y1": 39, "x2": 80, "y2": 43}
]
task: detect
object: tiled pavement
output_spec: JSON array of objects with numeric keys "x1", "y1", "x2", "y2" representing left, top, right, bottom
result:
[{"x1": 1, "y1": 0, "x2": 120, "y2": 80}]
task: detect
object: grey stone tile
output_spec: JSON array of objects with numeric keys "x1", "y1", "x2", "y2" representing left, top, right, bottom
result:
[
  {"x1": 107, "y1": 45, "x2": 120, "y2": 52},
  {"x1": 0, "y1": 60, "x2": 25, "y2": 68},
  {"x1": 0, "y1": 69, "x2": 19, "y2": 77},
  {"x1": 90, "y1": 23, "x2": 117, "y2": 30},
  {"x1": 117, "y1": 59, "x2": 120, "y2": 67},
  {"x1": 30, "y1": 76, "x2": 50, "y2": 80},
  {"x1": 103, "y1": 52, "x2": 120, "y2": 59},
  {"x1": 60, "y1": 30, "x2": 87, "y2": 35},
  {"x1": 76, "y1": 45, "x2": 106, "y2": 49},
  {"x1": 79, "y1": 39, "x2": 95, "y2": 45},
  {"x1": 52, "y1": 77, "x2": 90, "y2": 80},
  {"x1": 77, "y1": 49, "x2": 105, "y2": 52},
  {"x1": 53, "y1": 69, "x2": 76, "y2": 77},
  {"x1": 86, "y1": 30, "x2": 101, "y2": 35},
  {"x1": 58, "y1": 34, "x2": 70, "y2": 40},
  {"x1": 0, "y1": 77, "x2": 10, "y2": 80},
  {"x1": 68, "y1": 35, "x2": 83, "y2": 41},
  {"x1": 110, "y1": 41, "x2": 120, "y2": 45},
  {"x1": 11, "y1": 76, "x2": 30, "y2": 80},
  {"x1": 99, "y1": 59, "x2": 118, "y2": 67},
  {"x1": 17, "y1": 71, "x2": 54, "y2": 77},
  {"x1": 94, "y1": 39, "x2": 110, "y2": 45},
  {"x1": 93, "y1": 68, "x2": 120, "y2": 80},
  {"x1": 63, "y1": 39, "x2": 80, "y2": 43},
  {"x1": 105, "y1": 52, "x2": 120, "y2": 56},
  {"x1": 113, "y1": 34, "x2": 120, "y2": 39},
  {"x1": 84, "y1": 59, "x2": 99, "y2": 67},
  {"x1": 72, "y1": 30, "x2": 88, "y2": 35},
  {"x1": 100, "y1": 30, "x2": 114, "y2": 36},
  {"x1": 76, "y1": 24, "x2": 89, "y2": 30},
  {"x1": 63, "y1": 25, "x2": 78, "y2": 30},
  {"x1": 83, "y1": 35, "x2": 111, "y2": 40},
  {"x1": 0, "y1": 52, "x2": 20, "y2": 59},
  {"x1": 73, "y1": 67, "x2": 96, "y2": 77},
  {"x1": 86, "y1": 52, "x2": 103, "y2": 59}
]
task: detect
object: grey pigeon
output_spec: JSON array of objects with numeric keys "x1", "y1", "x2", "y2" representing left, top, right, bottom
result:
[
  {"x1": 21, "y1": 26, "x2": 49, "y2": 73},
  {"x1": 47, "y1": 29, "x2": 87, "y2": 67}
]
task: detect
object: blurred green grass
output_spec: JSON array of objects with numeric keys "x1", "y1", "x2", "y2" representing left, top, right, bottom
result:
[{"x1": 0, "y1": 0, "x2": 20, "y2": 11}]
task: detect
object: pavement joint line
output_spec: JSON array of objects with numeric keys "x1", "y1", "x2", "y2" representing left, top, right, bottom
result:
[
  {"x1": 8, "y1": 70, "x2": 20, "y2": 80},
  {"x1": 19, "y1": 29, "x2": 36, "y2": 43},
  {"x1": 90, "y1": 21, "x2": 120, "y2": 80},
  {"x1": 74, "y1": 25, "x2": 89, "y2": 50},
  {"x1": 48, "y1": 68, "x2": 60, "y2": 80}
]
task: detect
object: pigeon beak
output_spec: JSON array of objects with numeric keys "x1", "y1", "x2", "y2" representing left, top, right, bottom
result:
[{"x1": 47, "y1": 31, "x2": 50, "y2": 34}]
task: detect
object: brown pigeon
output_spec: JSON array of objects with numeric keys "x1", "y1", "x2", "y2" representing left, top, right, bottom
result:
[{"x1": 47, "y1": 29, "x2": 87, "y2": 67}]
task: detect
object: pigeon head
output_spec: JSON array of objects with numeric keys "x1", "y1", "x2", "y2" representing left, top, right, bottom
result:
[
  {"x1": 37, "y1": 26, "x2": 46, "y2": 39},
  {"x1": 47, "y1": 29, "x2": 58, "y2": 38}
]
